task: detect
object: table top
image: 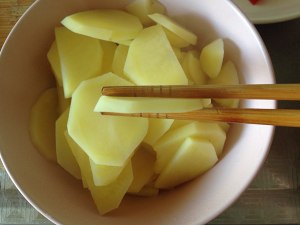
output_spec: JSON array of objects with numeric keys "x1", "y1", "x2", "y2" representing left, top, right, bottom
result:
[{"x1": 0, "y1": 1, "x2": 299, "y2": 224}]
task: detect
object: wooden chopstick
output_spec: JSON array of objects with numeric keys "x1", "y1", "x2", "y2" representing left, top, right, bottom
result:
[
  {"x1": 102, "y1": 84, "x2": 300, "y2": 100},
  {"x1": 100, "y1": 84, "x2": 300, "y2": 127},
  {"x1": 101, "y1": 108, "x2": 300, "y2": 127}
]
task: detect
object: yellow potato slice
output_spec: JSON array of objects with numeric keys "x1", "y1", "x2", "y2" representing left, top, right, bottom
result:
[
  {"x1": 126, "y1": 0, "x2": 166, "y2": 26},
  {"x1": 55, "y1": 27, "x2": 103, "y2": 98},
  {"x1": 55, "y1": 108, "x2": 81, "y2": 179},
  {"x1": 67, "y1": 73, "x2": 148, "y2": 166},
  {"x1": 61, "y1": 9, "x2": 143, "y2": 42},
  {"x1": 155, "y1": 137, "x2": 218, "y2": 189},
  {"x1": 94, "y1": 96, "x2": 205, "y2": 113},
  {"x1": 29, "y1": 88, "x2": 58, "y2": 162},
  {"x1": 154, "y1": 121, "x2": 226, "y2": 173},
  {"x1": 100, "y1": 40, "x2": 117, "y2": 74},
  {"x1": 185, "y1": 50, "x2": 207, "y2": 85},
  {"x1": 163, "y1": 27, "x2": 191, "y2": 48},
  {"x1": 65, "y1": 132, "x2": 133, "y2": 215},
  {"x1": 199, "y1": 38, "x2": 224, "y2": 78},
  {"x1": 124, "y1": 25, "x2": 188, "y2": 85},
  {"x1": 208, "y1": 61, "x2": 240, "y2": 108},
  {"x1": 143, "y1": 119, "x2": 174, "y2": 146},
  {"x1": 47, "y1": 41, "x2": 63, "y2": 86},
  {"x1": 128, "y1": 143, "x2": 156, "y2": 193},
  {"x1": 112, "y1": 45, "x2": 129, "y2": 79},
  {"x1": 148, "y1": 13, "x2": 197, "y2": 45}
]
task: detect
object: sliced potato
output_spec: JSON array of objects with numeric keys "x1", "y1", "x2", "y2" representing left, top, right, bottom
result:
[
  {"x1": 185, "y1": 50, "x2": 207, "y2": 85},
  {"x1": 55, "y1": 27, "x2": 103, "y2": 98},
  {"x1": 208, "y1": 61, "x2": 240, "y2": 108},
  {"x1": 94, "y1": 96, "x2": 205, "y2": 113},
  {"x1": 154, "y1": 121, "x2": 226, "y2": 173},
  {"x1": 65, "y1": 132, "x2": 133, "y2": 215},
  {"x1": 199, "y1": 38, "x2": 224, "y2": 78},
  {"x1": 155, "y1": 137, "x2": 218, "y2": 189},
  {"x1": 61, "y1": 9, "x2": 143, "y2": 42},
  {"x1": 112, "y1": 45, "x2": 129, "y2": 79},
  {"x1": 163, "y1": 27, "x2": 191, "y2": 48},
  {"x1": 67, "y1": 73, "x2": 148, "y2": 166},
  {"x1": 128, "y1": 143, "x2": 156, "y2": 193},
  {"x1": 124, "y1": 25, "x2": 187, "y2": 85},
  {"x1": 55, "y1": 108, "x2": 81, "y2": 179},
  {"x1": 148, "y1": 13, "x2": 197, "y2": 45},
  {"x1": 29, "y1": 88, "x2": 58, "y2": 162},
  {"x1": 100, "y1": 40, "x2": 117, "y2": 74},
  {"x1": 47, "y1": 41, "x2": 63, "y2": 86}
]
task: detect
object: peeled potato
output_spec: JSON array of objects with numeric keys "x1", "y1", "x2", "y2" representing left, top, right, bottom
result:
[
  {"x1": 55, "y1": 27, "x2": 103, "y2": 98},
  {"x1": 112, "y1": 45, "x2": 129, "y2": 79},
  {"x1": 61, "y1": 9, "x2": 143, "y2": 43},
  {"x1": 94, "y1": 96, "x2": 205, "y2": 113},
  {"x1": 185, "y1": 50, "x2": 207, "y2": 85},
  {"x1": 199, "y1": 38, "x2": 224, "y2": 78},
  {"x1": 100, "y1": 40, "x2": 117, "y2": 74},
  {"x1": 148, "y1": 13, "x2": 197, "y2": 45},
  {"x1": 155, "y1": 137, "x2": 218, "y2": 189},
  {"x1": 124, "y1": 25, "x2": 188, "y2": 85},
  {"x1": 47, "y1": 41, "x2": 63, "y2": 86},
  {"x1": 128, "y1": 143, "x2": 156, "y2": 193},
  {"x1": 154, "y1": 121, "x2": 226, "y2": 173},
  {"x1": 55, "y1": 108, "x2": 81, "y2": 179},
  {"x1": 67, "y1": 73, "x2": 148, "y2": 166},
  {"x1": 208, "y1": 61, "x2": 240, "y2": 108},
  {"x1": 65, "y1": 132, "x2": 133, "y2": 215},
  {"x1": 29, "y1": 88, "x2": 58, "y2": 162},
  {"x1": 163, "y1": 27, "x2": 191, "y2": 48}
]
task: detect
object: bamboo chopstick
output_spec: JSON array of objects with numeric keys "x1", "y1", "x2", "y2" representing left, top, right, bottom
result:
[
  {"x1": 100, "y1": 84, "x2": 300, "y2": 127},
  {"x1": 101, "y1": 108, "x2": 300, "y2": 127},
  {"x1": 102, "y1": 84, "x2": 300, "y2": 100}
]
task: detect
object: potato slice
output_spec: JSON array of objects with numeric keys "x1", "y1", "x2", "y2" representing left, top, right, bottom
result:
[
  {"x1": 208, "y1": 61, "x2": 240, "y2": 108},
  {"x1": 61, "y1": 9, "x2": 143, "y2": 42},
  {"x1": 163, "y1": 27, "x2": 191, "y2": 48},
  {"x1": 29, "y1": 88, "x2": 58, "y2": 162},
  {"x1": 55, "y1": 27, "x2": 103, "y2": 98},
  {"x1": 126, "y1": 0, "x2": 166, "y2": 26},
  {"x1": 65, "y1": 132, "x2": 133, "y2": 215},
  {"x1": 112, "y1": 45, "x2": 129, "y2": 79},
  {"x1": 144, "y1": 119, "x2": 174, "y2": 146},
  {"x1": 67, "y1": 73, "x2": 148, "y2": 166},
  {"x1": 124, "y1": 25, "x2": 188, "y2": 85},
  {"x1": 128, "y1": 143, "x2": 156, "y2": 193},
  {"x1": 155, "y1": 137, "x2": 218, "y2": 189},
  {"x1": 94, "y1": 96, "x2": 205, "y2": 113},
  {"x1": 100, "y1": 40, "x2": 117, "y2": 74},
  {"x1": 148, "y1": 13, "x2": 197, "y2": 45},
  {"x1": 154, "y1": 121, "x2": 226, "y2": 173},
  {"x1": 47, "y1": 41, "x2": 63, "y2": 86},
  {"x1": 185, "y1": 50, "x2": 207, "y2": 85},
  {"x1": 55, "y1": 108, "x2": 81, "y2": 179},
  {"x1": 199, "y1": 38, "x2": 224, "y2": 78}
]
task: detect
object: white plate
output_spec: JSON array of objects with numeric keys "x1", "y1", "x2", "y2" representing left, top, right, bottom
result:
[{"x1": 232, "y1": 0, "x2": 300, "y2": 24}]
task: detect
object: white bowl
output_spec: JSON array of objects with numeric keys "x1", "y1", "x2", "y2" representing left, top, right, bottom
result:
[{"x1": 0, "y1": 0, "x2": 275, "y2": 224}]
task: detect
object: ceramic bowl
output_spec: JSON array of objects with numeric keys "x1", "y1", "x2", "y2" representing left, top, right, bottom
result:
[{"x1": 0, "y1": 0, "x2": 275, "y2": 224}]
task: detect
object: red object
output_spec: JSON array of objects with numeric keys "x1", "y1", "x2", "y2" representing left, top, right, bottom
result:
[{"x1": 249, "y1": 0, "x2": 259, "y2": 4}]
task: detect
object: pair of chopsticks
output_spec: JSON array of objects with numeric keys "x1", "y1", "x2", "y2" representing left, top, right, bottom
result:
[{"x1": 100, "y1": 84, "x2": 300, "y2": 127}]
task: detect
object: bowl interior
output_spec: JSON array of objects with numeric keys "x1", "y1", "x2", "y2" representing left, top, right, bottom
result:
[{"x1": 0, "y1": 0, "x2": 275, "y2": 224}]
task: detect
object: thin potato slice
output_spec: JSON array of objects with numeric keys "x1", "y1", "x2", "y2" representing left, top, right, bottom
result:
[
  {"x1": 67, "y1": 73, "x2": 148, "y2": 166},
  {"x1": 100, "y1": 40, "x2": 117, "y2": 74},
  {"x1": 29, "y1": 88, "x2": 58, "y2": 162},
  {"x1": 148, "y1": 13, "x2": 197, "y2": 45},
  {"x1": 94, "y1": 96, "x2": 205, "y2": 113},
  {"x1": 124, "y1": 25, "x2": 187, "y2": 85},
  {"x1": 55, "y1": 108, "x2": 81, "y2": 179},
  {"x1": 199, "y1": 38, "x2": 224, "y2": 78},
  {"x1": 155, "y1": 137, "x2": 218, "y2": 189},
  {"x1": 112, "y1": 45, "x2": 129, "y2": 79},
  {"x1": 61, "y1": 9, "x2": 143, "y2": 42},
  {"x1": 208, "y1": 61, "x2": 240, "y2": 108},
  {"x1": 55, "y1": 27, "x2": 103, "y2": 98}
]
